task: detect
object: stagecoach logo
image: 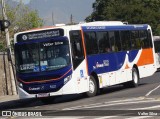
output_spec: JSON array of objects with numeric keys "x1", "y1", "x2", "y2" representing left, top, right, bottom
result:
[
  {"x1": 22, "y1": 35, "x2": 28, "y2": 40},
  {"x1": 93, "y1": 60, "x2": 109, "y2": 69}
]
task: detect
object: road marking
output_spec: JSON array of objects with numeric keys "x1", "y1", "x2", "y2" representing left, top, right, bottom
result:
[
  {"x1": 63, "y1": 97, "x2": 144, "y2": 110},
  {"x1": 95, "y1": 113, "x2": 133, "y2": 119},
  {"x1": 42, "y1": 117, "x2": 83, "y2": 119},
  {"x1": 129, "y1": 105, "x2": 160, "y2": 110},
  {"x1": 63, "y1": 99, "x2": 159, "y2": 110},
  {"x1": 95, "y1": 116, "x2": 118, "y2": 119},
  {"x1": 125, "y1": 116, "x2": 153, "y2": 119},
  {"x1": 145, "y1": 84, "x2": 160, "y2": 97}
]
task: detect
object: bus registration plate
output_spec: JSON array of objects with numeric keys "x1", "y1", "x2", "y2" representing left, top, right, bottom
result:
[{"x1": 37, "y1": 93, "x2": 50, "y2": 98}]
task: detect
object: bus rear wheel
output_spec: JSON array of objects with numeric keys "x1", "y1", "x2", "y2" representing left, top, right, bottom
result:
[
  {"x1": 86, "y1": 75, "x2": 98, "y2": 97},
  {"x1": 130, "y1": 67, "x2": 139, "y2": 87},
  {"x1": 123, "y1": 67, "x2": 139, "y2": 88}
]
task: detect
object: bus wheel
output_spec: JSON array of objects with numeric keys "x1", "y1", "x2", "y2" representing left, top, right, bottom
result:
[
  {"x1": 130, "y1": 67, "x2": 139, "y2": 87},
  {"x1": 86, "y1": 75, "x2": 98, "y2": 97}
]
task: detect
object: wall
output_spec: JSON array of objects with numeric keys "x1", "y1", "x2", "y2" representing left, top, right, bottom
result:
[{"x1": 0, "y1": 52, "x2": 16, "y2": 96}]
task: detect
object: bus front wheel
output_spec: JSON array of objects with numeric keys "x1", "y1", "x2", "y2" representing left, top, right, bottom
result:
[{"x1": 86, "y1": 75, "x2": 98, "y2": 97}]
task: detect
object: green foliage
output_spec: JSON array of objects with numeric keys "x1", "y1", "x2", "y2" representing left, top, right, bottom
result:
[
  {"x1": 86, "y1": 0, "x2": 160, "y2": 35},
  {"x1": 6, "y1": 1, "x2": 44, "y2": 33},
  {"x1": 0, "y1": 1, "x2": 44, "y2": 52}
]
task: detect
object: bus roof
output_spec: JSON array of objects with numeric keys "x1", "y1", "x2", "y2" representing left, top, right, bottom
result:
[
  {"x1": 14, "y1": 21, "x2": 150, "y2": 38},
  {"x1": 79, "y1": 21, "x2": 124, "y2": 26}
]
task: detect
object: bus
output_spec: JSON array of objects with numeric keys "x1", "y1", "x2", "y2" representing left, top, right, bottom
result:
[
  {"x1": 153, "y1": 36, "x2": 160, "y2": 69},
  {"x1": 14, "y1": 21, "x2": 156, "y2": 102}
]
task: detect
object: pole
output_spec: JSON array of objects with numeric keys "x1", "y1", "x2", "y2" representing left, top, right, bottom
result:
[
  {"x1": 52, "y1": 11, "x2": 54, "y2": 25},
  {"x1": 1, "y1": 0, "x2": 17, "y2": 95},
  {"x1": 3, "y1": 52, "x2": 8, "y2": 95}
]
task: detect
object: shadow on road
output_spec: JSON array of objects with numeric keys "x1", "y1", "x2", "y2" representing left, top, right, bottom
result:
[{"x1": 0, "y1": 83, "x2": 148, "y2": 110}]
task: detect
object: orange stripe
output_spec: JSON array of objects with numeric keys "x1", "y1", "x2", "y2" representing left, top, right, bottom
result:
[
  {"x1": 137, "y1": 48, "x2": 154, "y2": 66},
  {"x1": 80, "y1": 28, "x2": 89, "y2": 75},
  {"x1": 18, "y1": 68, "x2": 72, "y2": 84},
  {"x1": 125, "y1": 64, "x2": 130, "y2": 69}
]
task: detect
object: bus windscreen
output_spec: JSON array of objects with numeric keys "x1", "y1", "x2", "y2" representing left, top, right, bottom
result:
[{"x1": 15, "y1": 37, "x2": 71, "y2": 73}]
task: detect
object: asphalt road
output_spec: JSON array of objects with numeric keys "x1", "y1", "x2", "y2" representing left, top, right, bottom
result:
[{"x1": 0, "y1": 71, "x2": 160, "y2": 119}]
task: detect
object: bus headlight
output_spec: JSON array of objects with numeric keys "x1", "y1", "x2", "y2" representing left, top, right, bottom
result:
[
  {"x1": 64, "y1": 75, "x2": 71, "y2": 84},
  {"x1": 17, "y1": 82, "x2": 23, "y2": 88}
]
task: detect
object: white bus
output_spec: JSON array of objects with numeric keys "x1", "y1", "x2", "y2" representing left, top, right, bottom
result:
[
  {"x1": 153, "y1": 36, "x2": 160, "y2": 69},
  {"x1": 14, "y1": 21, "x2": 156, "y2": 103}
]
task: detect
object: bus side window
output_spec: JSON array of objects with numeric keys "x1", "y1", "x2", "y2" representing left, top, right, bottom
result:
[
  {"x1": 147, "y1": 29, "x2": 153, "y2": 48},
  {"x1": 108, "y1": 31, "x2": 121, "y2": 52},
  {"x1": 131, "y1": 30, "x2": 141, "y2": 49},
  {"x1": 84, "y1": 32, "x2": 98, "y2": 55},
  {"x1": 97, "y1": 31, "x2": 110, "y2": 53},
  {"x1": 121, "y1": 31, "x2": 131, "y2": 51},
  {"x1": 139, "y1": 30, "x2": 152, "y2": 49},
  {"x1": 114, "y1": 31, "x2": 122, "y2": 52},
  {"x1": 70, "y1": 30, "x2": 84, "y2": 69},
  {"x1": 108, "y1": 31, "x2": 115, "y2": 52}
]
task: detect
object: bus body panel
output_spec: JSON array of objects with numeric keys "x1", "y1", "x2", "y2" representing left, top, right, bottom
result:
[
  {"x1": 18, "y1": 60, "x2": 89, "y2": 99},
  {"x1": 71, "y1": 60, "x2": 89, "y2": 93},
  {"x1": 14, "y1": 21, "x2": 156, "y2": 99},
  {"x1": 86, "y1": 48, "x2": 156, "y2": 89}
]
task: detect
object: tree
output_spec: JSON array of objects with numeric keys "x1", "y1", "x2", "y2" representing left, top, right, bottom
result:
[
  {"x1": 86, "y1": 0, "x2": 160, "y2": 35},
  {"x1": 6, "y1": 1, "x2": 43, "y2": 35},
  {"x1": 0, "y1": 1, "x2": 44, "y2": 51}
]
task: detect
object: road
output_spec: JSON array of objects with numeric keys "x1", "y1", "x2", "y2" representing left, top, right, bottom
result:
[{"x1": 0, "y1": 71, "x2": 160, "y2": 119}]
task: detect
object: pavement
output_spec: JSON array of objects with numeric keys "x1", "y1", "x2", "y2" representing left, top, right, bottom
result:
[{"x1": 0, "y1": 95, "x2": 19, "y2": 103}]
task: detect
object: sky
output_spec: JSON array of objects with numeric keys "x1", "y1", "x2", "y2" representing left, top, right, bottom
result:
[
  {"x1": 12, "y1": 0, "x2": 95, "y2": 26},
  {"x1": 13, "y1": 0, "x2": 30, "y2": 4}
]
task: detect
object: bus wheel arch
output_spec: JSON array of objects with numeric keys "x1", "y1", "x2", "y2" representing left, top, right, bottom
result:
[
  {"x1": 86, "y1": 72, "x2": 99, "y2": 97},
  {"x1": 123, "y1": 64, "x2": 140, "y2": 88}
]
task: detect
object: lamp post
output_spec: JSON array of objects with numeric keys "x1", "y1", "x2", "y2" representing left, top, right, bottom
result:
[{"x1": 1, "y1": 0, "x2": 17, "y2": 95}]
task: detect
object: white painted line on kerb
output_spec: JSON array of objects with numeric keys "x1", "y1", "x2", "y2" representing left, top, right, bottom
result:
[{"x1": 145, "y1": 84, "x2": 160, "y2": 97}]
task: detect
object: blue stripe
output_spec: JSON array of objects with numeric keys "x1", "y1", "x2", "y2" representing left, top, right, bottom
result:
[
  {"x1": 17, "y1": 65, "x2": 72, "y2": 94},
  {"x1": 87, "y1": 50, "x2": 139, "y2": 75},
  {"x1": 82, "y1": 25, "x2": 148, "y2": 31}
]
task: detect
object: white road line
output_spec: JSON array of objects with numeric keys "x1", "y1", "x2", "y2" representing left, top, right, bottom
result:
[
  {"x1": 129, "y1": 105, "x2": 160, "y2": 110},
  {"x1": 40, "y1": 117, "x2": 84, "y2": 119},
  {"x1": 63, "y1": 97, "x2": 144, "y2": 110},
  {"x1": 63, "y1": 100, "x2": 159, "y2": 110},
  {"x1": 145, "y1": 84, "x2": 160, "y2": 97},
  {"x1": 95, "y1": 113, "x2": 133, "y2": 119},
  {"x1": 95, "y1": 116, "x2": 118, "y2": 119},
  {"x1": 125, "y1": 116, "x2": 153, "y2": 119}
]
